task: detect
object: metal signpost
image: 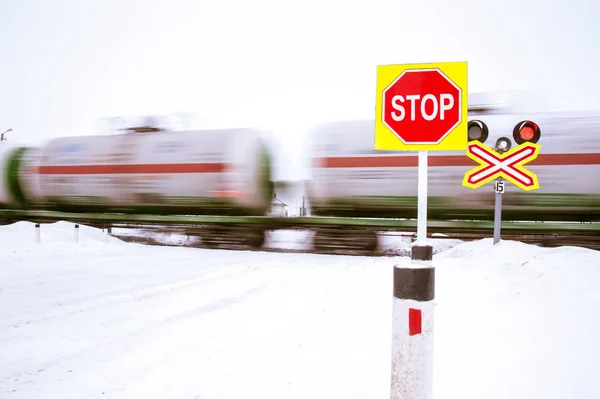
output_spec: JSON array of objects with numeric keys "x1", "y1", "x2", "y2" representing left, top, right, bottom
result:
[
  {"x1": 374, "y1": 61, "x2": 468, "y2": 399},
  {"x1": 462, "y1": 120, "x2": 542, "y2": 244},
  {"x1": 494, "y1": 179, "x2": 505, "y2": 244}
]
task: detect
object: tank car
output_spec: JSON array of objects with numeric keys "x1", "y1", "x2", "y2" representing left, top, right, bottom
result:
[
  {"x1": 0, "y1": 143, "x2": 29, "y2": 209},
  {"x1": 9, "y1": 127, "x2": 274, "y2": 219},
  {"x1": 307, "y1": 112, "x2": 600, "y2": 223}
]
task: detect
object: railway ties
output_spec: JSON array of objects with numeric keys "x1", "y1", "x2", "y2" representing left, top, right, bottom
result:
[{"x1": 312, "y1": 226, "x2": 379, "y2": 255}]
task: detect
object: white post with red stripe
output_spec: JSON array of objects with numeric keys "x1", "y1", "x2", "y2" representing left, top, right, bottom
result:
[
  {"x1": 391, "y1": 244, "x2": 435, "y2": 399},
  {"x1": 35, "y1": 223, "x2": 41, "y2": 243}
]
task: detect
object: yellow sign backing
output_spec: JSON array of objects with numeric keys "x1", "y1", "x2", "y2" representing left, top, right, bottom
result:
[
  {"x1": 462, "y1": 141, "x2": 541, "y2": 191},
  {"x1": 375, "y1": 61, "x2": 468, "y2": 151}
]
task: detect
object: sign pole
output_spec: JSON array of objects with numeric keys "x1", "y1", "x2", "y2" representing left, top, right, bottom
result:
[
  {"x1": 493, "y1": 179, "x2": 504, "y2": 245},
  {"x1": 417, "y1": 150, "x2": 428, "y2": 242},
  {"x1": 462, "y1": 123, "x2": 542, "y2": 246}
]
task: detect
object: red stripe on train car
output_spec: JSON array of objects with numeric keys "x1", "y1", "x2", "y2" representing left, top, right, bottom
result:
[
  {"x1": 316, "y1": 153, "x2": 600, "y2": 168},
  {"x1": 35, "y1": 163, "x2": 228, "y2": 175}
]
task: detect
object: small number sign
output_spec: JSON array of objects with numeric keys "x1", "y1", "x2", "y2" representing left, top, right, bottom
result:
[{"x1": 494, "y1": 180, "x2": 505, "y2": 194}]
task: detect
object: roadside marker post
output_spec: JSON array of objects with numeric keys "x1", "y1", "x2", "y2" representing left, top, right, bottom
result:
[
  {"x1": 35, "y1": 223, "x2": 40, "y2": 243},
  {"x1": 391, "y1": 245, "x2": 434, "y2": 399}
]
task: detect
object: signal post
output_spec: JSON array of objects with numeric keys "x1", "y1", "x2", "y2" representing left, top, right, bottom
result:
[
  {"x1": 375, "y1": 61, "x2": 468, "y2": 399},
  {"x1": 463, "y1": 120, "x2": 542, "y2": 244}
]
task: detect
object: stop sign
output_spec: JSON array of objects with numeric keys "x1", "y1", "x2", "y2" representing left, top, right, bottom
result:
[{"x1": 382, "y1": 69, "x2": 462, "y2": 145}]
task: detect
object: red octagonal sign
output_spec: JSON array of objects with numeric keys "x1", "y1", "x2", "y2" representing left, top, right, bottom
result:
[{"x1": 382, "y1": 69, "x2": 462, "y2": 145}]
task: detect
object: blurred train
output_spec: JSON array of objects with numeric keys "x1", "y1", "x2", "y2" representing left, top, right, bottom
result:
[
  {"x1": 0, "y1": 126, "x2": 275, "y2": 217},
  {"x1": 308, "y1": 112, "x2": 600, "y2": 222},
  {"x1": 1, "y1": 110, "x2": 599, "y2": 250}
]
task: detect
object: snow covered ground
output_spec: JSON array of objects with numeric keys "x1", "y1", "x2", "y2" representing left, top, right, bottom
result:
[{"x1": 1, "y1": 221, "x2": 599, "y2": 399}]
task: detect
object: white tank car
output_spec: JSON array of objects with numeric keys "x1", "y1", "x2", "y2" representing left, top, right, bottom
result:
[
  {"x1": 17, "y1": 128, "x2": 274, "y2": 216},
  {"x1": 307, "y1": 112, "x2": 600, "y2": 221}
]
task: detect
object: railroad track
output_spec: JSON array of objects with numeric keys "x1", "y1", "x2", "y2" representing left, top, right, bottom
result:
[
  {"x1": 1, "y1": 209, "x2": 598, "y2": 255},
  {"x1": 110, "y1": 227, "x2": 600, "y2": 256}
]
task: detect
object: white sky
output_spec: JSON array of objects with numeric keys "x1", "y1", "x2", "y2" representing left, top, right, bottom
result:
[{"x1": 1, "y1": 0, "x2": 599, "y2": 179}]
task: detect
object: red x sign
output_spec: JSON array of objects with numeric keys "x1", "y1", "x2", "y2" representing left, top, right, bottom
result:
[{"x1": 462, "y1": 141, "x2": 541, "y2": 191}]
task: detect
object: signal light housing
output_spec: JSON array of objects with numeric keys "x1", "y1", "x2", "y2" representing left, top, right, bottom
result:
[
  {"x1": 467, "y1": 120, "x2": 489, "y2": 143},
  {"x1": 495, "y1": 137, "x2": 512, "y2": 154},
  {"x1": 513, "y1": 120, "x2": 541, "y2": 144}
]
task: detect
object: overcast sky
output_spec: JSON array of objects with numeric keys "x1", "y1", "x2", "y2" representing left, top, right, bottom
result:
[{"x1": 1, "y1": 0, "x2": 598, "y2": 179}]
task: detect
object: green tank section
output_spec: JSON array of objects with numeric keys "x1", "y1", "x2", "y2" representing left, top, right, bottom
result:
[
  {"x1": 257, "y1": 139, "x2": 275, "y2": 215},
  {"x1": 4, "y1": 147, "x2": 30, "y2": 209}
]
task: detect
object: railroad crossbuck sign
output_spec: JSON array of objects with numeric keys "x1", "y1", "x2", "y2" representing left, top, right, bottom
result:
[
  {"x1": 462, "y1": 141, "x2": 541, "y2": 191},
  {"x1": 375, "y1": 61, "x2": 468, "y2": 151}
]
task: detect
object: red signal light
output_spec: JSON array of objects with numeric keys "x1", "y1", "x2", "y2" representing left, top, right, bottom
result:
[
  {"x1": 519, "y1": 126, "x2": 535, "y2": 141},
  {"x1": 513, "y1": 120, "x2": 541, "y2": 144}
]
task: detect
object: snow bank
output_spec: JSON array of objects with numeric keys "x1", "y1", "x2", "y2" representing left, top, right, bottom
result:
[
  {"x1": 433, "y1": 238, "x2": 600, "y2": 399},
  {"x1": 0, "y1": 221, "x2": 125, "y2": 256}
]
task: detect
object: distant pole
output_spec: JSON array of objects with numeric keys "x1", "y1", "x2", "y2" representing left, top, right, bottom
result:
[
  {"x1": 1, "y1": 128, "x2": 12, "y2": 141},
  {"x1": 391, "y1": 244, "x2": 435, "y2": 399}
]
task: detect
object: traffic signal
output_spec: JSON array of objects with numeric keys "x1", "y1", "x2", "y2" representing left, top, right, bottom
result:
[
  {"x1": 513, "y1": 120, "x2": 541, "y2": 144},
  {"x1": 467, "y1": 120, "x2": 489, "y2": 143}
]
